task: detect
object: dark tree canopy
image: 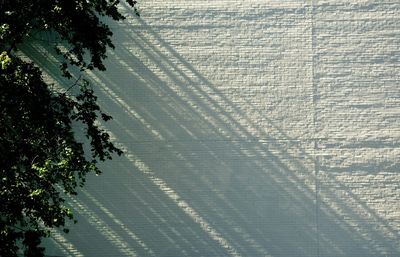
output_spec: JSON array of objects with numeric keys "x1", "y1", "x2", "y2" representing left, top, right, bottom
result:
[{"x1": 0, "y1": 1, "x2": 139, "y2": 256}]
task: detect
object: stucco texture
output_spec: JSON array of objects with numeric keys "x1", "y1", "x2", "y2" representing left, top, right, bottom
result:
[{"x1": 30, "y1": 1, "x2": 400, "y2": 256}]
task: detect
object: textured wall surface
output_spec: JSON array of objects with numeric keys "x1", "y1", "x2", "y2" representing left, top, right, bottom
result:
[{"x1": 34, "y1": 1, "x2": 399, "y2": 256}]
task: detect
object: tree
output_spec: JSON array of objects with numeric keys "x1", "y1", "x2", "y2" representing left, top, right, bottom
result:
[{"x1": 0, "y1": 1, "x2": 139, "y2": 256}]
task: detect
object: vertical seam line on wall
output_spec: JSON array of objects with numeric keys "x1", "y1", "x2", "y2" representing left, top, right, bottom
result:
[{"x1": 310, "y1": 1, "x2": 321, "y2": 256}]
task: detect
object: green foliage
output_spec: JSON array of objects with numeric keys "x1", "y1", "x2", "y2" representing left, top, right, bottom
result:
[{"x1": 0, "y1": 1, "x2": 139, "y2": 256}]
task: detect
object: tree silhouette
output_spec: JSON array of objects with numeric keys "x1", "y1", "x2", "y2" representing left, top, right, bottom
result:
[{"x1": 0, "y1": 1, "x2": 139, "y2": 256}]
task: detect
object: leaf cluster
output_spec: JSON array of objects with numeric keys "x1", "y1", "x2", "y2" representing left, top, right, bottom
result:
[
  {"x1": 1, "y1": 0, "x2": 138, "y2": 74},
  {"x1": 0, "y1": 0, "x2": 138, "y2": 256}
]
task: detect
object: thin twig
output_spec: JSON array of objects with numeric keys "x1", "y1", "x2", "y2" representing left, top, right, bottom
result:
[{"x1": 64, "y1": 74, "x2": 82, "y2": 93}]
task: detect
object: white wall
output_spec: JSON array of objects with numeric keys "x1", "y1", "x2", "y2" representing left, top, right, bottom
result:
[{"x1": 37, "y1": 1, "x2": 399, "y2": 256}]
